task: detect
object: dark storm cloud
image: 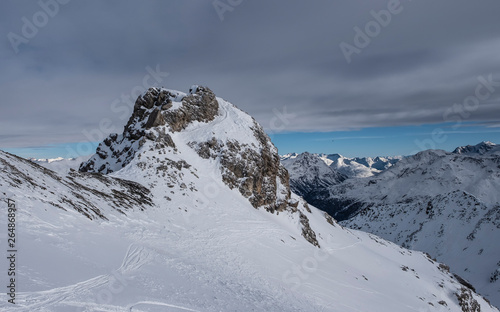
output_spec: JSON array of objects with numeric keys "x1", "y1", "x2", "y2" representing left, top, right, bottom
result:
[{"x1": 1, "y1": 0, "x2": 500, "y2": 148}]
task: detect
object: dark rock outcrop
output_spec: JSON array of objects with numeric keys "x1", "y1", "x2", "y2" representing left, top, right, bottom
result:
[{"x1": 80, "y1": 86, "x2": 216, "y2": 174}]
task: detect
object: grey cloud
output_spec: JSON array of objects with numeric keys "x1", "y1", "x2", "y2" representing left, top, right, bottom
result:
[{"x1": 1, "y1": 0, "x2": 500, "y2": 148}]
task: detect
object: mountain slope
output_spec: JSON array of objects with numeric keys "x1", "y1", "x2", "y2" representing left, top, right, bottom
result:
[
  {"x1": 332, "y1": 147, "x2": 500, "y2": 306},
  {"x1": 1, "y1": 151, "x2": 152, "y2": 220},
  {"x1": 0, "y1": 87, "x2": 496, "y2": 311}
]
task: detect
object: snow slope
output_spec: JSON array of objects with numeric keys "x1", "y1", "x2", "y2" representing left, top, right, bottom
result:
[{"x1": 0, "y1": 87, "x2": 496, "y2": 311}]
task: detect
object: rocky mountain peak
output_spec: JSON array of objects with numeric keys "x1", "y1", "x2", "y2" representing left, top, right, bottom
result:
[
  {"x1": 79, "y1": 85, "x2": 315, "y2": 242},
  {"x1": 126, "y1": 85, "x2": 219, "y2": 137},
  {"x1": 80, "y1": 86, "x2": 219, "y2": 174}
]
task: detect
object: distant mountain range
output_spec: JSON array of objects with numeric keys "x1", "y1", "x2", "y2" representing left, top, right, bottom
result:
[
  {"x1": 281, "y1": 152, "x2": 402, "y2": 178},
  {"x1": 29, "y1": 155, "x2": 91, "y2": 174},
  {"x1": 281, "y1": 141, "x2": 500, "y2": 306}
]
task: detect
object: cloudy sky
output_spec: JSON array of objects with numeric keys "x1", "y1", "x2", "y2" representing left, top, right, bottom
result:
[{"x1": 1, "y1": 0, "x2": 500, "y2": 158}]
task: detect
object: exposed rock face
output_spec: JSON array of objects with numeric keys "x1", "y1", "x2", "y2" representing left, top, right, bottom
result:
[
  {"x1": 165, "y1": 87, "x2": 219, "y2": 132},
  {"x1": 190, "y1": 121, "x2": 291, "y2": 213},
  {"x1": 300, "y1": 211, "x2": 320, "y2": 247},
  {"x1": 80, "y1": 86, "x2": 217, "y2": 174},
  {"x1": 131, "y1": 85, "x2": 219, "y2": 133},
  {"x1": 456, "y1": 287, "x2": 482, "y2": 312}
]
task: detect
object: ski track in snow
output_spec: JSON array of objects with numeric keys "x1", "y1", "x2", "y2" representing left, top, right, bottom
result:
[
  {"x1": 1, "y1": 243, "x2": 190, "y2": 312},
  {"x1": 4, "y1": 275, "x2": 109, "y2": 311},
  {"x1": 118, "y1": 244, "x2": 153, "y2": 274},
  {"x1": 126, "y1": 301, "x2": 201, "y2": 312}
]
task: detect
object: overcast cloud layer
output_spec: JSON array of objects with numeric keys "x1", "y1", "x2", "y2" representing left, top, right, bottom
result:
[{"x1": 1, "y1": 0, "x2": 500, "y2": 148}]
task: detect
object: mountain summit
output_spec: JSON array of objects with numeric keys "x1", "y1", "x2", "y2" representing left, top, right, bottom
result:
[{"x1": 81, "y1": 86, "x2": 293, "y2": 214}]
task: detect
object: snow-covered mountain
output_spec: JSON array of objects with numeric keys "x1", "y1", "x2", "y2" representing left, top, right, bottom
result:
[
  {"x1": 293, "y1": 143, "x2": 500, "y2": 306},
  {"x1": 29, "y1": 155, "x2": 91, "y2": 175},
  {"x1": 277, "y1": 153, "x2": 400, "y2": 179},
  {"x1": 320, "y1": 153, "x2": 402, "y2": 178},
  {"x1": 453, "y1": 141, "x2": 500, "y2": 156},
  {"x1": 280, "y1": 152, "x2": 347, "y2": 214},
  {"x1": 281, "y1": 152, "x2": 401, "y2": 179},
  {"x1": 0, "y1": 86, "x2": 496, "y2": 311},
  {"x1": 281, "y1": 152, "x2": 401, "y2": 220}
]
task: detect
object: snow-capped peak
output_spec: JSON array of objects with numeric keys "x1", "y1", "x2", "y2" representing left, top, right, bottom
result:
[
  {"x1": 28, "y1": 157, "x2": 66, "y2": 163},
  {"x1": 280, "y1": 152, "x2": 299, "y2": 161},
  {"x1": 453, "y1": 141, "x2": 500, "y2": 155}
]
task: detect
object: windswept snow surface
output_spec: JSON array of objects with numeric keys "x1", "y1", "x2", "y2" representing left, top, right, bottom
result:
[{"x1": 0, "y1": 87, "x2": 497, "y2": 311}]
